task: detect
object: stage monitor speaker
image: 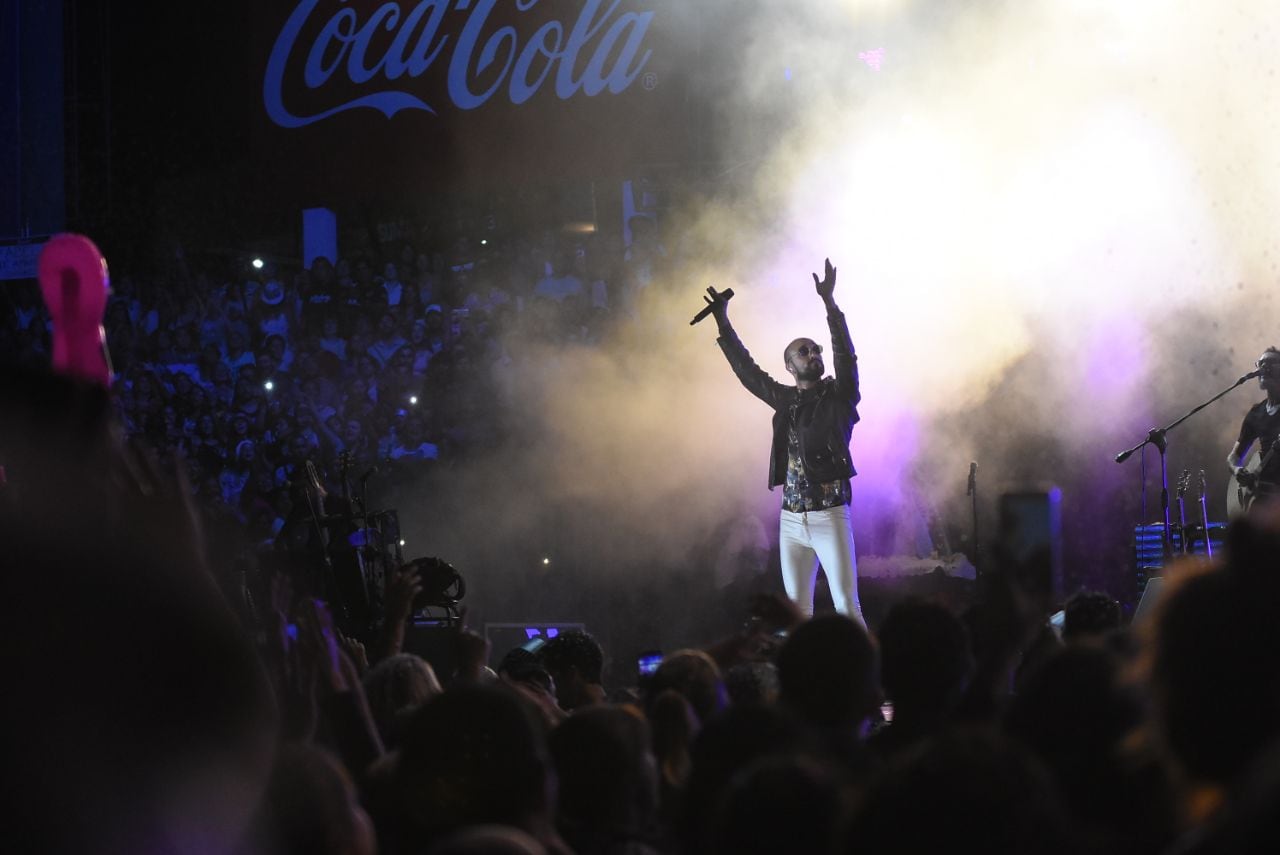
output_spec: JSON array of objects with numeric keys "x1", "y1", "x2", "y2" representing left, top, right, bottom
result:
[{"x1": 997, "y1": 490, "x2": 1064, "y2": 604}]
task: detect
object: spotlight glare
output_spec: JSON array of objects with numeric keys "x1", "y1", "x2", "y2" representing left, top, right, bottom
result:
[
  {"x1": 542, "y1": 557, "x2": 551, "y2": 565},
  {"x1": 263, "y1": 380, "x2": 274, "y2": 392},
  {"x1": 399, "y1": 539, "x2": 406, "y2": 547},
  {"x1": 251, "y1": 257, "x2": 264, "y2": 269},
  {"x1": 409, "y1": 395, "x2": 418, "y2": 405}
]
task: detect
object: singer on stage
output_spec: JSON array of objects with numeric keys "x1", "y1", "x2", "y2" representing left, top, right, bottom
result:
[
  {"x1": 1227, "y1": 346, "x2": 1280, "y2": 510},
  {"x1": 701, "y1": 258, "x2": 864, "y2": 625}
]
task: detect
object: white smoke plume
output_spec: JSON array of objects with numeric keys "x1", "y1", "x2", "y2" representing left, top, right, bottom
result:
[{"x1": 399, "y1": 0, "x2": 1280, "y2": 615}]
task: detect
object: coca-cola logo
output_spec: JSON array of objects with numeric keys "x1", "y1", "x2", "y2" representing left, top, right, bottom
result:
[{"x1": 264, "y1": 0, "x2": 656, "y2": 128}]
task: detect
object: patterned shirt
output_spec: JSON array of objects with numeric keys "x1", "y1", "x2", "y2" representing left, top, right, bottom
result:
[{"x1": 782, "y1": 422, "x2": 851, "y2": 512}]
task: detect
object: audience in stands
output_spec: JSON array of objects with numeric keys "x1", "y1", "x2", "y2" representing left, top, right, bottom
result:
[{"x1": 0, "y1": 226, "x2": 644, "y2": 553}]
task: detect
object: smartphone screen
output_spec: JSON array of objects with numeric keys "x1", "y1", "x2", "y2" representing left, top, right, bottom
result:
[{"x1": 637, "y1": 650, "x2": 663, "y2": 676}]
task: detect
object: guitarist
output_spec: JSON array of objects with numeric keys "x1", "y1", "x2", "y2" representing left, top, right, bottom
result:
[{"x1": 1227, "y1": 347, "x2": 1280, "y2": 510}]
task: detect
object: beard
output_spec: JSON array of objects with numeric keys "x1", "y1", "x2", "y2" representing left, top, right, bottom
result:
[{"x1": 794, "y1": 361, "x2": 824, "y2": 382}]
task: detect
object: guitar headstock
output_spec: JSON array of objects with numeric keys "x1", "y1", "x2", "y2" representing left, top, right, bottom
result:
[
  {"x1": 1197, "y1": 469, "x2": 1208, "y2": 501},
  {"x1": 1176, "y1": 470, "x2": 1191, "y2": 498}
]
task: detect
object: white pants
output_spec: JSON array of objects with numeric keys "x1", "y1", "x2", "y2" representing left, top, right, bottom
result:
[{"x1": 779, "y1": 504, "x2": 863, "y2": 625}]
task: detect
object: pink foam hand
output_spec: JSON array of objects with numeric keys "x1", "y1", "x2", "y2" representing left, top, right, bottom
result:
[{"x1": 38, "y1": 234, "x2": 112, "y2": 388}]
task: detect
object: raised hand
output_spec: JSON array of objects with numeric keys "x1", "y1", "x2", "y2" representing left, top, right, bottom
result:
[
  {"x1": 452, "y1": 606, "x2": 492, "y2": 683},
  {"x1": 369, "y1": 564, "x2": 423, "y2": 663},
  {"x1": 385, "y1": 565, "x2": 423, "y2": 623},
  {"x1": 298, "y1": 598, "x2": 387, "y2": 764},
  {"x1": 812, "y1": 258, "x2": 837, "y2": 302},
  {"x1": 337, "y1": 630, "x2": 369, "y2": 675},
  {"x1": 297, "y1": 597, "x2": 347, "y2": 692},
  {"x1": 702, "y1": 286, "x2": 732, "y2": 324}
]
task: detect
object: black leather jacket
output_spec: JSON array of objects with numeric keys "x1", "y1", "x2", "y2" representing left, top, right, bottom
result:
[{"x1": 717, "y1": 305, "x2": 861, "y2": 490}]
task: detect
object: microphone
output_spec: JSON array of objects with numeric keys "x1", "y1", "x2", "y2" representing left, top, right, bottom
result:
[
  {"x1": 966, "y1": 462, "x2": 977, "y2": 496},
  {"x1": 690, "y1": 288, "x2": 734, "y2": 326},
  {"x1": 1239, "y1": 368, "x2": 1264, "y2": 383}
]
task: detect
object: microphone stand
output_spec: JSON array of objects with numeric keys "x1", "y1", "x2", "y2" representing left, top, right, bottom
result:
[
  {"x1": 1115, "y1": 372, "x2": 1257, "y2": 558},
  {"x1": 1175, "y1": 470, "x2": 1190, "y2": 555},
  {"x1": 1197, "y1": 470, "x2": 1214, "y2": 559},
  {"x1": 967, "y1": 463, "x2": 981, "y2": 581}
]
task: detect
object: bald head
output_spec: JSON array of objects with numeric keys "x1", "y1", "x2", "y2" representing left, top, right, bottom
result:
[{"x1": 784, "y1": 338, "x2": 824, "y2": 383}]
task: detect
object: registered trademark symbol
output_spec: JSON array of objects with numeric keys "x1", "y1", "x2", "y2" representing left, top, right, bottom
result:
[{"x1": 642, "y1": 72, "x2": 659, "y2": 90}]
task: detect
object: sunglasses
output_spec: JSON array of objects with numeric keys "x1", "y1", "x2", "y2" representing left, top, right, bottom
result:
[{"x1": 792, "y1": 344, "x2": 823, "y2": 359}]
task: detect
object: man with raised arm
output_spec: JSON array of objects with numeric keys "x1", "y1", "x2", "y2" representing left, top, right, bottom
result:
[{"x1": 703, "y1": 259, "x2": 864, "y2": 625}]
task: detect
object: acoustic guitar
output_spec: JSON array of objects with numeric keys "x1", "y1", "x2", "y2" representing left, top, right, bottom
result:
[{"x1": 1226, "y1": 439, "x2": 1279, "y2": 517}]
